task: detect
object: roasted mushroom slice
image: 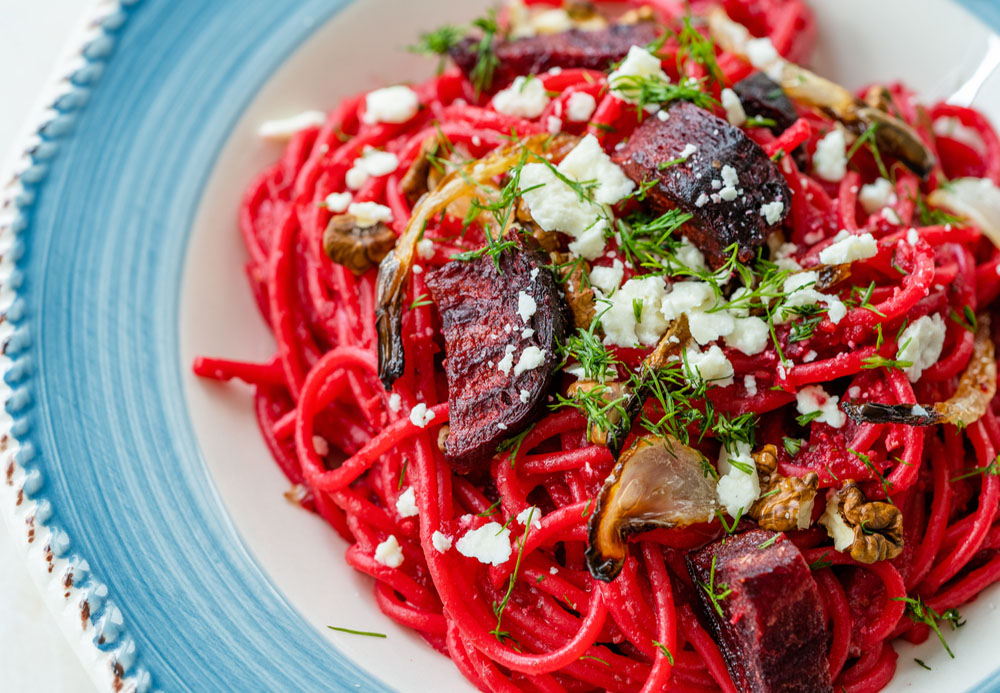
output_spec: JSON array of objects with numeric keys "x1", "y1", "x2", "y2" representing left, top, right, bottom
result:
[
  {"x1": 425, "y1": 236, "x2": 568, "y2": 472},
  {"x1": 612, "y1": 101, "x2": 791, "y2": 268},
  {"x1": 449, "y1": 21, "x2": 658, "y2": 92},
  {"x1": 375, "y1": 133, "x2": 577, "y2": 388},
  {"x1": 400, "y1": 136, "x2": 440, "y2": 204},
  {"x1": 749, "y1": 444, "x2": 819, "y2": 531},
  {"x1": 707, "y1": 6, "x2": 935, "y2": 178},
  {"x1": 322, "y1": 214, "x2": 397, "y2": 276},
  {"x1": 586, "y1": 434, "x2": 718, "y2": 581},
  {"x1": 554, "y1": 254, "x2": 595, "y2": 329},
  {"x1": 841, "y1": 315, "x2": 996, "y2": 428},
  {"x1": 566, "y1": 379, "x2": 627, "y2": 445},
  {"x1": 686, "y1": 530, "x2": 832, "y2": 692},
  {"x1": 819, "y1": 482, "x2": 904, "y2": 564}
]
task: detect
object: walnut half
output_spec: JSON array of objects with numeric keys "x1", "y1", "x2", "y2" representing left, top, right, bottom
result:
[
  {"x1": 819, "y1": 481, "x2": 903, "y2": 564},
  {"x1": 323, "y1": 214, "x2": 396, "y2": 275},
  {"x1": 749, "y1": 444, "x2": 819, "y2": 531}
]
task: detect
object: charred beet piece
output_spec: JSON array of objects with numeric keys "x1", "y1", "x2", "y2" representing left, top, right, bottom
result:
[
  {"x1": 426, "y1": 239, "x2": 567, "y2": 472},
  {"x1": 449, "y1": 22, "x2": 659, "y2": 91},
  {"x1": 686, "y1": 529, "x2": 832, "y2": 693},
  {"x1": 733, "y1": 73, "x2": 799, "y2": 135},
  {"x1": 613, "y1": 101, "x2": 790, "y2": 267}
]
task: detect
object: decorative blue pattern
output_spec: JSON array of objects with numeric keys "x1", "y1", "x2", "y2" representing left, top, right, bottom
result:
[{"x1": 2, "y1": 0, "x2": 999, "y2": 690}]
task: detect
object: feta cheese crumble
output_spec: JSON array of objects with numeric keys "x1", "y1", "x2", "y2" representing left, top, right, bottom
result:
[
  {"x1": 858, "y1": 178, "x2": 897, "y2": 214},
  {"x1": 456, "y1": 522, "x2": 512, "y2": 565},
  {"x1": 795, "y1": 385, "x2": 846, "y2": 428},
  {"x1": 346, "y1": 148, "x2": 400, "y2": 189},
  {"x1": 517, "y1": 290, "x2": 537, "y2": 324},
  {"x1": 557, "y1": 134, "x2": 635, "y2": 205},
  {"x1": 589, "y1": 259, "x2": 624, "y2": 293},
  {"x1": 716, "y1": 441, "x2": 760, "y2": 518},
  {"x1": 720, "y1": 88, "x2": 747, "y2": 127},
  {"x1": 409, "y1": 402, "x2": 436, "y2": 428},
  {"x1": 417, "y1": 238, "x2": 435, "y2": 260},
  {"x1": 602, "y1": 275, "x2": 669, "y2": 347},
  {"x1": 818, "y1": 230, "x2": 878, "y2": 265},
  {"x1": 682, "y1": 345, "x2": 735, "y2": 387},
  {"x1": 492, "y1": 76, "x2": 550, "y2": 119},
  {"x1": 312, "y1": 436, "x2": 329, "y2": 457},
  {"x1": 760, "y1": 200, "x2": 784, "y2": 225},
  {"x1": 897, "y1": 313, "x2": 947, "y2": 382},
  {"x1": 395, "y1": 487, "x2": 419, "y2": 518},
  {"x1": 348, "y1": 201, "x2": 393, "y2": 228},
  {"x1": 519, "y1": 388, "x2": 531, "y2": 403},
  {"x1": 744, "y1": 374, "x2": 758, "y2": 397},
  {"x1": 516, "y1": 506, "x2": 543, "y2": 529},
  {"x1": 566, "y1": 91, "x2": 597, "y2": 122},
  {"x1": 724, "y1": 316, "x2": 769, "y2": 355},
  {"x1": 374, "y1": 535, "x2": 405, "y2": 567},
  {"x1": 431, "y1": 530, "x2": 452, "y2": 553},
  {"x1": 258, "y1": 110, "x2": 326, "y2": 139},
  {"x1": 608, "y1": 45, "x2": 669, "y2": 103},
  {"x1": 324, "y1": 191, "x2": 352, "y2": 213},
  {"x1": 813, "y1": 128, "x2": 847, "y2": 182},
  {"x1": 497, "y1": 344, "x2": 516, "y2": 375},
  {"x1": 513, "y1": 346, "x2": 547, "y2": 376},
  {"x1": 387, "y1": 392, "x2": 402, "y2": 413},
  {"x1": 363, "y1": 85, "x2": 420, "y2": 124}
]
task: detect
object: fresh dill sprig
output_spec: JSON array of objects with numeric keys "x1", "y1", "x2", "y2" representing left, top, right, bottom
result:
[
  {"x1": 894, "y1": 596, "x2": 964, "y2": 658},
  {"x1": 327, "y1": 626, "x2": 387, "y2": 638},
  {"x1": 698, "y1": 555, "x2": 733, "y2": 617}
]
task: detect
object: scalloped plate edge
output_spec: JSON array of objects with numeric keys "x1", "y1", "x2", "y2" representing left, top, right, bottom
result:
[{"x1": 0, "y1": 1, "x2": 150, "y2": 691}]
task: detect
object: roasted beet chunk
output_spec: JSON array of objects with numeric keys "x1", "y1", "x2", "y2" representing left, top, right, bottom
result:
[
  {"x1": 612, "y1": 101, "x2": 790, "y2": 267},
  {"x1": 449, "y1": 22, "x2": 659, "y2": 91},
  {"x1": 686, "y1": 530, "x2": 832, "y2": 693},
  {"x1": 426, "y1": 241, "x2": 567, "y2": 472},
  {"x1": 733, "y1": 73, "x2": 800, "y2": 135}
]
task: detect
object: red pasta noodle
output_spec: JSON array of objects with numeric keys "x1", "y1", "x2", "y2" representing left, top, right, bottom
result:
[{"x1": 194, "y1": 0, "x2": 1000, "y2": 689}]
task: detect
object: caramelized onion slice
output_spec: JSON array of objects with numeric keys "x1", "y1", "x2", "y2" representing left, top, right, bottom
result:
[
  {"x1": 374, "y1": 133, "x2": 578, "y2": 388},
  {"x1": 928, "y1": 178, "x2": 1000, "y2": 250},
  {"x1": 586, "y1": 434, "x2": 718, "y2": 581},
  {"x1": 842, "y1": 315, "x2": 996, "y2": 427}
]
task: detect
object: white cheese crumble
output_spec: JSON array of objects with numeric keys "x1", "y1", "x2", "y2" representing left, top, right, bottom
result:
[
  {"x1": 497, "y1": 344, "x2": 516, "y2": 375},
  {"x1": 547, "y1": 115, "x2": 563, "y2": 134},
  {"x1": 602, "y1": 275, "x2": 669, "y2": 347},
  {"x1": 557, "y1": 134, "x2": 635, "y2": 205},
  {"x1": 881, "y1": 207, "x2": 902, "y2": 225},
  {"x1": 395, "y1": 487, "x2": 419, "y2": 518},
  {"x1": 348, "y1": 201, "x2": 393, "y2": 228},
  {"x1": 779, "y1": 271, "x2": 846, "y2": 324},
  {"x1": 324, "y1": 191, "x2": 352, "y2": 213},
  {"x1": 745, "y1": 37, "x2": 782, "y2": 78},
  {"x1": 431, "y1": 530, "x2": 452, "y2": 553},
  {"x1": 858, "y1": 178, "x2": 897, "y2": 214},
  {"x1": 679, "y1": 143, "x2": 698, "y2": 159},
  {"x1": 720, "y1": 88, "x2": 747, "y2": 127},
  {"x1": 744, "y1": 374, "x2": 758, "y2": 396},
  {"x1": 514, "y1": 347, "x2": 547, "y2": 376},
  {"x1": 796, "y1": 385, "x2": 846, "y2": 428},
  {"x1": 312, "y1": 436, "x2": 329, "y2": 457},
  {"x1": 363, "y1": 85, "x2": 420, "y2": 124},
  {"x1": 522, "y1": 328, "x2": 534, "y2": 338},
  {"x1": 492, "y1": 76, "x2": 550, "y2": 119},
  {"x1": 674, "y1": 238, "x2": 707, "y2": 271},
  {"x1": 804, "y1": 350, "x2": 818, "y2": 363},
  {"x1": 813, "y1": 129, "x2": 847, "y2": 182},
  {"x1": 716, "y1": 441, "x2": 760, "y2": 518},
  {"x1": 456, "y1": 523, "x2": 512, "y2": 565},
  {"x1": 374, "y1": 535, "x2": 405, "y2": 567},
  {"x1": 517, "y1": 291, "x2": 537, "y2": 324},
  {"x1": 660, "y1": 281, "x2": 714, "y2": 322},
  {"x1": 412, "y1": 265, "x2": 423, "y2": 275},
  {"x1": 519, "y1": 388, "x2": 531, "y2": 404},
  {"x1": 516, "y1": 506, "x2": 543, "y2": 529},
  {"x1": 897, "y1": 313, "x2": 947, "y2": 382},
  {"x1": 589, "y1": 259, "x2": 624, "y2": 293},
  {"x1": 346, "y1": 148, "x2": 400, "y2": 189},
  {"x1": 566, "y1": 91, "x2": 597, "y2": 122},
  {"x1": 724, "y1": 316, "x2": 769, "y2": 355},
  {"x1": 760, "y1": 200, "x2": 784, "y2": 226},
  {"x1": 695, "y1": 193, "x2": 710, "y2": 208},
  {"x1": 906, "y1": 228, "x2": 920, "y2": 246},
  {"x1": 688, "y1": 310, "x2": 736, "y2": 346},
  {"x1": 258, "y1": 110, "x2": 326, "y2": 139},
  {"x1": 608, "y1": 45, "x2": 669, "y2": 103},
  {"x1": 682, "y1": 345, "x2": 735, "y2": 387},
  {"x1": 409, "y1": 402, "x2": 436, "y2": 428},
  {"x1": 818, "y1": 230, "x2": 878, "y2": 265},
  {"x1": 417, "y1": 238, "x2": 435, "y2": 260},
  {"x1": 387, "y1": 392, "x2": 402, "y2": 413}
]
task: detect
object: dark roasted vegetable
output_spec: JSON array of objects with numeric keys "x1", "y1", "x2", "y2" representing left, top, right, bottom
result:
[
  {"x1": 449, "y1": 22, "x2": 659, "y2": 91},
  {"x1": 612, "y1": 101, "x2": 791, "y2": 267},
  {"x1": 687, "y1": 530, "x2": 833, "y2": 693},
  {"x1": 425, "y1": 237, "x2": 568, "y2": 472},
  {"x1": 587, "y1": 435, "x2": 718, "y2": 581},
  {"x1": 732, "y1": 72, "x2": 799, "y2": 134}
]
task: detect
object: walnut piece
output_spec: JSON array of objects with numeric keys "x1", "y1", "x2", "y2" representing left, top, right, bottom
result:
[
  {"x1": 555, "y1": 254, "x2": 596, "y2": 330},
  {"x1": 819, "y1": 481, "x2": 903, "y2": 564},
  {"x1": 323, "y1": 214, "x2": 397, "y2": 275},
  {"x1": 749, "y1": 444, "x2": 819, "y2": 531}
]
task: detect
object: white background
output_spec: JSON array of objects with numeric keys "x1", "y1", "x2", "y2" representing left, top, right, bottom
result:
[{"x1": 1, "y1": 2, "x2": 97, "y2": 690}]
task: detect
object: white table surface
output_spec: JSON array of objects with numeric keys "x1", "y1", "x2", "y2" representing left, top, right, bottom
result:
[{"x1": 1, "y1": 1, "x2": 99, "y2": 690}]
